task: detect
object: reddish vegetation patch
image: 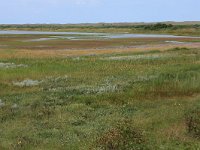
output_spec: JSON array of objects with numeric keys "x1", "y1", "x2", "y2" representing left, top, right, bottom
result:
[{"x1": 1, "y1": 42, "x2": 200, "y2": 58}]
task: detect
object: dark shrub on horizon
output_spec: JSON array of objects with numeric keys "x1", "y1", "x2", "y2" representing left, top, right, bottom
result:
[{"x1": 143, "y1": 23, "x2": 173, "y2": 30}]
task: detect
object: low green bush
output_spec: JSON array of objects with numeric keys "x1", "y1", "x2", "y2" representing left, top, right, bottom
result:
[
  {"x1": 185, "y1": 102, "x2": 200, "y2": 139},
  {"x1": 96, "y1": 120, "x2": 146, "y2": 150}
]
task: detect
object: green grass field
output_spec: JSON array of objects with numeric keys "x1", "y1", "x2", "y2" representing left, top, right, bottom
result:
[
  {"x1": 0, "y1": 25, "x2": 200, "y2": 149},
  {"x1": 0, "y1": 44, "x2": 200, "y2": 149}
]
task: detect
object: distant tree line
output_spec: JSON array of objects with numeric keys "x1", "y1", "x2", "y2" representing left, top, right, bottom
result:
[{"x1": 0, "y1": 23, "x2": 200, "y2": 31}]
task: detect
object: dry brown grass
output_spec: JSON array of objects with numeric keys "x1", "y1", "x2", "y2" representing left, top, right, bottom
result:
[
  {"x1": 163, "y1": 122, "x2": 187, "y2": 141},
  {"x1": 1, "y1": 42, "x2": 200, "y2": 58}
]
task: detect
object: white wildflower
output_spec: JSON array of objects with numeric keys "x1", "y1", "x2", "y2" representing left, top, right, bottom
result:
[
  {"x1": 13, "y1": 79, "x2": 42, "y2": 87},
  {"x1": 0, "y1": 99, "x2": 5, "y2": 108},
  {"x1": 0, "y1": 62, "x2": 28, "y2": 69}
]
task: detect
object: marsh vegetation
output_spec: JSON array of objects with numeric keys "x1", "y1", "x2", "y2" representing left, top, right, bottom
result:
[
  {"x1": 0, "y1": 25, "x2": 200, "y2": 149},
  {"x1": 0, "y1": 45, "x2": 200, "y2": 149}
]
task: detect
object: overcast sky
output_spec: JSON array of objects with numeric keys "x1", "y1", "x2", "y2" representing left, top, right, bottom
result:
[{"x1": 0, "y1": 0, "x2": 200, "y2": 24}]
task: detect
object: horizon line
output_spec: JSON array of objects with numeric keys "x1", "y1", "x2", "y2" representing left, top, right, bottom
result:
[{"x1": 1, "y1": 21, "x2": 200, "y2": 25}]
